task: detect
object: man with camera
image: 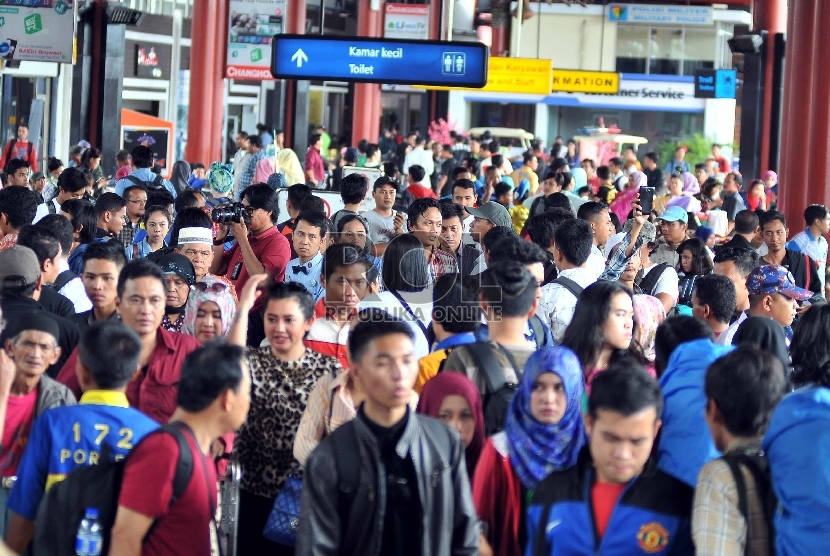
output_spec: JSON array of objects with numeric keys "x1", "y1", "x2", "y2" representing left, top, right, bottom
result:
[{"x1": 209, "y1": 183, "x2": 290, "y2": 310}]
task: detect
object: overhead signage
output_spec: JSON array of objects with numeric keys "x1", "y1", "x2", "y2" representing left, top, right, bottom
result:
[
  {"x1": 384, "y1": 4, "x2": 429, "y2": 41},
  {"x1": 551, "y1": 69, "x2": 620, "y2": 94},
  {"x1": 418, "y1": 57, "x2": 551, "y2": 95},
  {"x1": 0, "y1": 1, "x2": 77, "y2": 64},
  {"x1": 226, "y1": 0, "x2": 286, "y2": 80},
  {"x1": 271, "y1": 35, "x2": 489, "y2": 87},
  {"x1": 694, "y1": 69, "x2": 737, "y2": 99},
  {"x1": 608, "y1": 4, "x2": 713, "y2": 26}
]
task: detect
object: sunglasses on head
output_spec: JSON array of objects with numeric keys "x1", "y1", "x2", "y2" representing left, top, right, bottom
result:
[{"x1": 194, "y1": 281, "x2": 230, "y2": 294}]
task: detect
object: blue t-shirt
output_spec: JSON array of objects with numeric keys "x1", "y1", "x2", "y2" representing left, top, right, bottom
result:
[{"x1": 8, "y1": 391, "x2": 158, "y2": 520}]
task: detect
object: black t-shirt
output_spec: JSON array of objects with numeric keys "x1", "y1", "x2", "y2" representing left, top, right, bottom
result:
[
  {"x1": 644, "y1": 167, "x2": 665, "y2": 191},
  {"x1": 359, "y1": 409, "x2": 421, "y2": 556}
]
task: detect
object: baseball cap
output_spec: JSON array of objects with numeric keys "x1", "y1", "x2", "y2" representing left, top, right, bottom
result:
[
  {"x1": 177, "y1": 227, "x2": 213, "y2": 245},
  {"x1": 658, "y1": 206, "x2": 688, "y2": 224},
  {"x1": 746, "y1": 264, "x2": 812, "y2": 301},
  {"x1": 466, "y1": 202, "x2": 512, "y2": 228},
  {"x1": 156, "y1": 253, "x2": 196, "y2": 287},
  {"x1": 623, "y1": 219, "x2": 657, "y2": 245},
  {"x1": 0, "y1": 245, "x2": 40, "y2": 288}
]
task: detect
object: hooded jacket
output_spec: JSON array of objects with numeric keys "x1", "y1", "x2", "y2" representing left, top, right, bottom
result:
[
  {"x1": 763, "y1": 386, "x2": 830, "y2": 555},
  {"x1": 657, "y1": 339, "x2": 734, "y2": 486}
]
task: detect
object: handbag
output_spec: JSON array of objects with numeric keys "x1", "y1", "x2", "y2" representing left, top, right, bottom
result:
[{"x1": 262, "y1": 473, "x2": 303, "y2": 546}]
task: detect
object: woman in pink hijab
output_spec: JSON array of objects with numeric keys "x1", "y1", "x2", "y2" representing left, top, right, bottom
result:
[
  {"x1": 253, "y1": 156, "x2": 275, "y2": 184},
  {"x1": 666, "y1": 172, "x2": 702, "y2": 212},
  {"x1": 609, "y1": 170, "x2": 646, "y2": 221}
]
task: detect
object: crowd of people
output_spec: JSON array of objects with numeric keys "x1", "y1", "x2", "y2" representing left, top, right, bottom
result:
[{"x1": 0, "y1": 126, "x2": 824, "y2": 556}]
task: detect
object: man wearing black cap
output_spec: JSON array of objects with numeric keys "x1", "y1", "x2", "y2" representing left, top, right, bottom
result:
[
  {"x1": 0, "y1": 246, "x2": 80, "y2": 378},
  {"x1": 0, "y1": 312, "x2": 76, "y2": 536},
  {"x1": 156, "y1": 253, "x2": 196, "y2": 332}
]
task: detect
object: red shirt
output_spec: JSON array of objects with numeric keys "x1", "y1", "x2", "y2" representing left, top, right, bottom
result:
[
  {"x1": 57, "y1": 328, "x2": 201, "y2": 424},
  {"x1": 0, "y1": 140, "x2": 36, "y2": 172},
  {"x1": 592, "y1": 481, "x2": 626, "y2": 538},
  {"x1": 0, "y1": 390, "x2": 37, "y2": 476},
  {"x1": 118, "y1": 429, "x2": 217, "y2": 556},
  {"x1": 407, "y1": 184, "x2": 437, "y2": 200},
  {"x1": 221, "y1": 226, "x2": 291, "y2": 309},
  {"x1": 304, "y1": 146, "x2": 326, "y2": 182}
]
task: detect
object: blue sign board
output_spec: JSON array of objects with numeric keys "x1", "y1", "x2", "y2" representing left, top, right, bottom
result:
[
  {"x1": 694, "y1": 69, "x2": 737, "y2": 99},
  {"x1": 271, "y1": 35, "x2": 489, "y2": 88}
]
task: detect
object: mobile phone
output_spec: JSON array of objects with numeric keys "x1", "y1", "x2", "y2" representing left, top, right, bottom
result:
[{"x1": 639, "y1": 187, "x2": 656, "y2": 215}]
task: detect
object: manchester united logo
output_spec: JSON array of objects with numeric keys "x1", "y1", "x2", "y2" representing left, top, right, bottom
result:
[{"x1": 637, "y1": 522, "x2": 669, "y2": 553}]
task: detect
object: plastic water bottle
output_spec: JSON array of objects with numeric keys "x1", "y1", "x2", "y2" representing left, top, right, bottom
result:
[{"x1": 75, "y1": 508, "x2": 103, "y2": 556}]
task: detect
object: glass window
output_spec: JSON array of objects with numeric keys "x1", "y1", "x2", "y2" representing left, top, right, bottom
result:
[
  {"x1": 616, "y1": 26, "x2": 648, "y2": 73},
  {"x1": 648, "y1": 28, "x2": 683, "y2": 75},
  {"x1": 684, "y1": 28, "x2": 717, "y2": 74}
]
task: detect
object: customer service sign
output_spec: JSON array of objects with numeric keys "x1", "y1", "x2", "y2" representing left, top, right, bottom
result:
[{"x1": 0, "y1": 1, "x2": 76, "y2": 64}]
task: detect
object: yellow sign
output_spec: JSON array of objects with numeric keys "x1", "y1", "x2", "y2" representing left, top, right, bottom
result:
[
  {"x1": 418, "y1": 56, "x2": 552, "y2": 95},
  {"x1": 551, "y1": 69, "x2": 620, "y2": 94}
]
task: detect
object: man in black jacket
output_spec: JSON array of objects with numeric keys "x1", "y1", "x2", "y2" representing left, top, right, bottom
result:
[
  {"x1": 297, "y1": 310, "x2": 479, "y2": 556},
  {"x1": 759, "y1": 210, "x2": 823, "y2": 301}
]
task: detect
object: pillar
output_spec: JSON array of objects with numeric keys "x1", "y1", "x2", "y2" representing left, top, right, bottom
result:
[
  {"x1": 211, "y1": 0, "x2": 229, "y2": 162},
  {"x1": 778, "y1": 0, "x2": 830, "y2": 230},
  {"x1": 282, "y1": 0, "x2": 306, "y2": 149},
  {"x1": 753, "y1": 0, "x2": 786, "y2": 174},
  {"x1": 185, "y1": 0, "x2": 218, "y2": 165},
  {"x1": 351, "y1": 0, "x2": 382, "y2": 146}
]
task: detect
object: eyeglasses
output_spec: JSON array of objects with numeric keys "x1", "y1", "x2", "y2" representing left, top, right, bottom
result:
[
  {"x1": 128, "y1": 199, "x2": 147, "y2": 205},
  {"x1": 194, "y1": 281, "x2": 230, "y2": 294}
]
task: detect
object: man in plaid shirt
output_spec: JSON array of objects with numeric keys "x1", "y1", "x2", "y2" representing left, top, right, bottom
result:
[
  {"x1": 407, "y1": 197, "x2": 457, "y2": 280},
  {"x1": 238, "y1": 135, "x2": 266, "y2": 196}
]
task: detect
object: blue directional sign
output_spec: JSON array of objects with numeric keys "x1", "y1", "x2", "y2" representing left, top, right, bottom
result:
[
  {"x1": 694, "y1": 69, "x2": 738, "y2": 99},
  {"x1": 271, "y1": 35, "x2": 489, "y2": 88}
]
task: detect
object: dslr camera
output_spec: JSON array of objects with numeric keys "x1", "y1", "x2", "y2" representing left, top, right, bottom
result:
[{"x1": 211, "y1": 202, "x2": 250, "y2": 225}]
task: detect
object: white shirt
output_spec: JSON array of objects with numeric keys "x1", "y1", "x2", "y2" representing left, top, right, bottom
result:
[
  {"x1": 57, "y1": 259, "x2": 92, "y2": 313},
  {"x1": 358, "y1": 290, "x2": 430, "y2": 359},
  {"x1": 363, "y1": 209, "x2": 407, "y2": 245},
  {"x1": 716, "y1": 311, "x2": 748, "y2": 346},
  {"x1": 539, "y1": 266, "x2": 598, "y2": 342},
  {"x1": 586, "y1": 245, "x2": 607, "y2": 280},
  {"x1": 33, "y1": 197, "x2": 61, "y2": 224},
  {"x1": 402, "y1": 147, "x2": 434, "y2": 177},
  {"x1": 641, "y1": 262, "x2": 680, "y2": 303}
]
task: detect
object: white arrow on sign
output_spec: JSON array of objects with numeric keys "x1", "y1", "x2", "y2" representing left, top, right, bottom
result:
[{"x1": 291, "y1": 48, "x2": 308, "y2": 68}]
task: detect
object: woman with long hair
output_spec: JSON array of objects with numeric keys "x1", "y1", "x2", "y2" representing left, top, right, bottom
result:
[
  {"x1": 676, "y1": 237, "x2": 713, "y2": 310},
  {"x1": 335, "y1": 213, "x2": 382, "y2": 278},
  {"x1": 560, "y1": 281, "x2": 646, "y2": 388},
  {"x1": 472, "y1": 347, "x2": 585, "y2": 556},
  {"x1": 790, "y1": 304, "x2": 830, "y2": 388},
  {"x1": 358, "y1": 233, "x2": 432, "y2": 358}
]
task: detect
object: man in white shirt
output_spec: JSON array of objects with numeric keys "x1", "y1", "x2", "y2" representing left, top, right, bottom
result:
[
  {"x1": 402, "y1": 135, "x2": 434, "y2": 177},
  {"x1": 540, "y1": 219, "x2": 598, "y2": 342},
  {"x1": 365, "y1": 176, "x2": 407, "y2": 256},
  {"x1": 639, "y1": 242, "x2": 680, "y2": 315},
  {"x1": 577, "y1": 201, "x2": 614, "y2": 279},
  {"x1": 232, "y1": 132, "x2": 251, "y2": 201},
  {"x1": 713, "y1": 245, "x2": 760, "y2": 345}
]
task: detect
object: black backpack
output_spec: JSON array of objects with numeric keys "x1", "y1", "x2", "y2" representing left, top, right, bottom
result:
[
  {"x1": 455, "y1": 342, "x2": 522, "y2": 436},
  {"x1": 33, "y1": 423, "x2": 194, "y2": 556},
  {"x1": 637, "y1": 263, "x2": 670, "y2": 296},
  {"x1": 126, "y1": 173, "x2": 166, "y2": 192},
  {"x1": 720, "y1": 451, "x2": 777, "y2": 556},
  {"x1": 51, "y1": 270, "x2": 78, "y2": 293}
]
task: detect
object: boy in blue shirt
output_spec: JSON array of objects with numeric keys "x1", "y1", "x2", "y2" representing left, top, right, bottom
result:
[{"x1": 6, "y1": 321, "x2": 159, "y2": 553}]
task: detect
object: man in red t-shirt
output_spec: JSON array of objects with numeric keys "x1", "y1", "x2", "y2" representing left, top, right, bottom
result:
[
  {"x1": 406, "y1": 164, "x2": 437, "y2": 200},
  {"x1": 0, "y1": 125, "x2": 37, "y2": 173},
  {"x1": 110, "y1": 343, "x2": 250, "y2": 556}
]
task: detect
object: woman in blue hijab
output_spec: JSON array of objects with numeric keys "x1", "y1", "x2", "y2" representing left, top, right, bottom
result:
[{"x1": 471, "y1": 346, "x2": 586, "y2": 556}]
